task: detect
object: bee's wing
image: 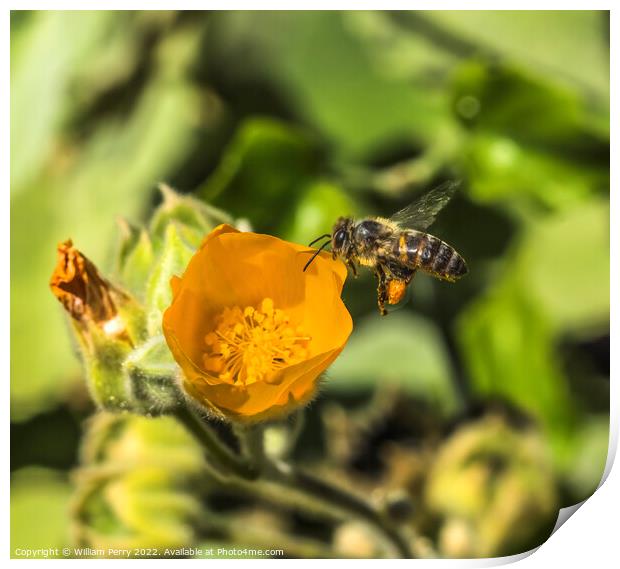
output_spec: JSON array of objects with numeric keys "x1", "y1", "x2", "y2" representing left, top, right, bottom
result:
[{"x1": 389, "y1": 180, "x2": 460, "y2": 230}]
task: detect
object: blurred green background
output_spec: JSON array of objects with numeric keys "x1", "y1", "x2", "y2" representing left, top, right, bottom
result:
[{"x1": 11, "y1": 10, "x2": 609, "y2": 558}]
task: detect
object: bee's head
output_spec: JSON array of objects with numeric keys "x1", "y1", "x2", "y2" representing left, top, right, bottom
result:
[
  {"x1": 303, "y1": 217, "x2": 355, "y2": 272},
  {"x1": 331, "y1": 217, "x2": 354, "y2": 258}
]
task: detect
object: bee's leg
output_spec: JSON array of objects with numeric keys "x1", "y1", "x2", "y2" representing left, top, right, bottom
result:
[
  {"x1": 347, "y1": 260, "x2": 358, "y2": 278},
  {"x1": 404, "y1": 269, "x2": 416, "y2": 286},
  {"x1": 375, "y1": 267, "x2": 389, "y2": 316}
]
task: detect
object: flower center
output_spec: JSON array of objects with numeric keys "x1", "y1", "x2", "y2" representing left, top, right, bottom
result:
[{"x1": 203, "y1": 298, "x2": 311, "y2": 386}]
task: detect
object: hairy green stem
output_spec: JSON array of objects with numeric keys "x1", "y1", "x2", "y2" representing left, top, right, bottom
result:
[
  {"x1": 234, "y1": 427, "x2": 413, "y2": 558},
  {"x1": 282, "y1": 411, "x2": 305, "y2": 457},
  {"x1": 181, "y1": 410, "x2": 413, "y2": 558},
  {"x1": 173, "y1": 405, "x2": 257, "y2": 480},
  {"x1": 269, "y1": 460, "x2": 413, "y2": 558},
  {"x1": 234, "y1": 423, "x2": 266, "y2": 469}
]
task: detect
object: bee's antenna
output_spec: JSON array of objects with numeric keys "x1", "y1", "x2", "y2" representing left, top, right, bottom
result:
[
  {"x1": 303, "y1": 239, "x2": 331, "y2": 272},
  {"x1": 308, "y1": 233, "x2": 331, "y2": 247}
]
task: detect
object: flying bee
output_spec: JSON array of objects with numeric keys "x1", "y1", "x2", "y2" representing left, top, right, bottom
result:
[{"x1": 303, "y1": 181, "x2": 468, "y2": 315}]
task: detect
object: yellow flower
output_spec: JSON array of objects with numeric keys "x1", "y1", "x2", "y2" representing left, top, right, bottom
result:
[{"x1": 162, "y1": 224, "x2": 352, "y2": 423}]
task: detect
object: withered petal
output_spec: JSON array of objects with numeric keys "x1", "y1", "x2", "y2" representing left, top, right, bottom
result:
[{"x1": 49, "y1": 240, "x2": 119, "y2": 324}]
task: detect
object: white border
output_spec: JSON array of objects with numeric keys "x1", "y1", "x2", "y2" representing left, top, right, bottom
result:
[
  {"x1": 6, "y1": 2, "x2": 616, "y2": 566},
  {"x1": 3, "y1": 2, "x2": 618, "y2": 9}
]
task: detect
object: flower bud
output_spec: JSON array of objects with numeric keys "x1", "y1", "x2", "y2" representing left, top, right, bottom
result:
[
  {"x1": 425, "y1": 414, "x2": 558, "y2": 557},
  {"x1": 50, "y1": 239, "x2": 127, "y2": 330},
  {"x1": 50, "y1": 240, "x2": 180, "y2": 414},
  {"x1": 123, "y1": 335, "x2": 182, "y2": 415},
  {"x1": 50, "y1": 240, "x2": 143, "y2": 410},
  {"x1": 149, "y1": 183, "x2": 232, "y2": 249},
  {"x1": 143, "y1": 186, "x2": 234, "y2": 338},
  {"x1": 115, "y1": 219, "x2": 155, "y2": 300},
  {"x1": 71, "y1": 413, "x2": 206, "y2": 555}
]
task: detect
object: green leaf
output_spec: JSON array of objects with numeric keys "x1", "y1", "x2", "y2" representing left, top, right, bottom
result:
[
  {"x1": 423, "y1": 10, "x2": 609, "y2": 100},
  {"x1": 85, "y1": 324, "x2": 136, "y2": 412},
  {"x1": 150, "y1": 185, "x2": 232, "y2": 249},
  {"x1": 123, "y1": 335, "x2": 180, "y2": 414},
  {"x1": 453, "y1": 61, "x2": 609, "y2": 149},
  {"x1": 198, "y1": 117, "x2": 319, "y2": 231},
  {"x1": 517, "y1": 199, "x2": 610, "y2": 334},
  {"x1": 11, "y1": 22, "x2": 213, "y2": 421},
  {"x1": 10, "y1": 11, "x2": 121, "y2": 191},
  {"x1": 73, "y1": 413, "x2": 206, "y2": 552},
  {"x1": 107, "y1": 468, "x2": 201, "y2": 541},
  {"x1": 281, "y1": 179, "x2": 359, "y2": 245},
  {"x1": 424, "y1": 415, "x2": 558, "y2": 557},
  {"x1": 11, "y1": 468, "x2": 72, "y2": 557},
  {"x1": 561, "y1": 415, "x2": 609, "y2": 500},
  {"x1": 207, "y1": 12, "x2": 453, "y2": 159},
  {"x1": 463, "y1": 133, "x2": 608, "y2": 209},
  {"x1": 456, "y1": 200, "x2": 609, "y2": 468},
  {"x1": 116, "y1": 223, "x2": 156, "y2": 300},
  {"x1": 80, "y1": 413, "x2": 204, "y2": 474},
  {"x1": 327, "y1": 312, "x2": 460, "y2": 415},
  {"x1": 457, "y1": 283, "x2": 576, "y2": 431},
  {"x1": 453, "y1": 62, "x2": 609, "y2": 209},
  {"x1": 124, "y1": 335, "x2": 178, "y2": 381},
  {"x1": 265, "y1": 11, "x2": 451, "y2": 158},
  {"x1": 144, "y1": 224, "x2": 194, "y2": 337}
]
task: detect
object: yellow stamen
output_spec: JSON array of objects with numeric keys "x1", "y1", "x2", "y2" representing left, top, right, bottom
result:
[{"x1": 203, "y1": 298, "x2": 311, "y2": 385}]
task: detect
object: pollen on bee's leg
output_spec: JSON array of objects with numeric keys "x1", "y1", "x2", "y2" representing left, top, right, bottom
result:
[
  {"x1": 387, "y1": 280, "x2": 408, "y2": 305},
  {"x1": 202, "y1": 298, "x2": 311, "y2": 386}
]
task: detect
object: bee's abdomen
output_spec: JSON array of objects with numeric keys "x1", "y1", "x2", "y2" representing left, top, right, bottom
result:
[{"x1": 399, "y1": 231, "x2": 467, "y2": 281}]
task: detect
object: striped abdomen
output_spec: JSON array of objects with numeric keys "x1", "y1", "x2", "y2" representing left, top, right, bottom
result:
[{"x1": 393, "y1": 230, "x2": 468, "y2": 282}]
